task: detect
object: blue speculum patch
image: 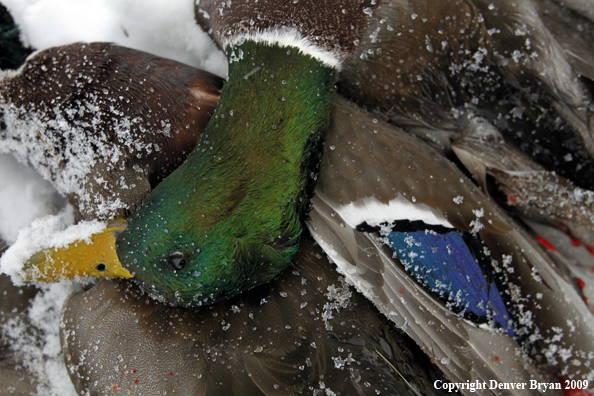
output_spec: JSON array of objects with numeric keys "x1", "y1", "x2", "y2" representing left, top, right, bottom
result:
[{"x1": 384, "y1": 228, "x2": 514, "y2": 337}]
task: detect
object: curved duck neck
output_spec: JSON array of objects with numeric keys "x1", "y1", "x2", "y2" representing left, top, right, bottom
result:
[
  {"x1": 194, "y1": 40, "x2": 337, "y2": 225},
  {"x1": 118, "y1": 40, "x2": 337, "y2": 305}
]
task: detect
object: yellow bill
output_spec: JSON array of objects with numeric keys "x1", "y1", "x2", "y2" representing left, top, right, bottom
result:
[{"x1": 21, "y1": 219, "x2": 133, "y2": 282}]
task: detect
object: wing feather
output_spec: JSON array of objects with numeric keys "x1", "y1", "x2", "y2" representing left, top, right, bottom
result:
[{"x1": 308, "y1": 97, "x2": 594, "y2": 390}]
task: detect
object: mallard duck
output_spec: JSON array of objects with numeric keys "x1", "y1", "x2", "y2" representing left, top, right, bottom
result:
[
  {"x1": 6, "y1": 0, "x2": 594, "y2": 390},
  {"x1": 0, "y1": 42, "x2": 452, "y2": 395},
  {"x1": 60, "y1": 93, "x2": 573, "y2": 394},
  {"x1": 145, "y1": 0, "x2": 594, "y2": 385}
]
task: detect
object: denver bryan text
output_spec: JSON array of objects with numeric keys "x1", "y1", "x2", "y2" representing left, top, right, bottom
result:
[{"x1": 434, "y1": 379, "x2": 563, "y2": 392}]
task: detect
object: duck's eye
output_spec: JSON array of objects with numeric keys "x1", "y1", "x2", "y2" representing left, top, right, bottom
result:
[
  {"x1": 96, "y1": 263, "x2": 106, "y2": 272},
  {"x1": 168, "y1": 252, "x2": 187, "y2": 272}
]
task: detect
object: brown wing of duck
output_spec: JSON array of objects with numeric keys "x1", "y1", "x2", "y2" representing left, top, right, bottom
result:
[
  {"x1": 452, "y1": 136, "x2": 594, "y2": 272},
  {"x1": 337, "y1": 0, "x2": 594, "y2": 191},
  {"x1": 453, "y1": 137, "x2": 594, "y2": 229},
  {"x1": 308, "y1": 96, "x2": 594, "y2": 388},
  {"x1": 317, "y1": 97, "x2": 510, "y2": 235},
  {"x1": 339, "y1": 0, "x2": 491, "y2": 130},
  {"x1": 472, "y1": 0, "x2": 594, "y2": 184}
]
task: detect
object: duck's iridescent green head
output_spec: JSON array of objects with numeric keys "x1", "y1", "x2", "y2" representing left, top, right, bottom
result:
[
  {"x1": 115, "y1": 169, "x2": 303, "y2": 306},
  {"x1": 116, "y1": 40, "x2": 336, "y2": 306},
  {"x1": 116, "y1": 207, "x2": 284, "y2": 306}
]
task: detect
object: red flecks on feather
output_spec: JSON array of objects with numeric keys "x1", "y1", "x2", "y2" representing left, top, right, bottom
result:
[
  {"x1": 537, "y1": 235, "x2": 558, "y2": 253},
  {"x1": 572, "y1": 238, "x2": 582, "y2": 247},
  {"x1": 507, "y1": 193, "x2": 518, "y2": 206}
]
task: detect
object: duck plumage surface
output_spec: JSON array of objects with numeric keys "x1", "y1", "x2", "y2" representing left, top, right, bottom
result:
[
  {"x1": 201, "y1": 0, "x2": 594, "y2": 385},
  {"x1": 537, "y1": 0, "x2": 594, "y2": 82},
  {"x1": 55, "y1": 92, "x2": 582, "y2": 394},
  {"x1": 0, "y1": 42, "x2": 222, "y2": 221},
  {"x1": 0, "y1": 42, "x2": 452, "y2": 395},
  {"x1": 452, "y1": 134, "x2": 594, "y2": 267},
  {"x1": 2, "y1": 0, "x2": 594, "y2": 393},
  {"x1": 336, "y1": 0, "x2": 594, "y2": 190},
  {"x1": 105, "y1": 0, "x2": 594, "y2": 332},
  {"x1": 309, "y1": 96, "x2": 594, "y2": 389}
]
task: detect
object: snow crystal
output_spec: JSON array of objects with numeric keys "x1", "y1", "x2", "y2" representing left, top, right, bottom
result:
[
  {"x1": 311, "y1": 381, "x2": 338, "y2": 396},
  {"x1": 558, "y1": 347, "x2": 573, "y2": 363},
  {"x1": 332, "y1": 353, "x2": 355, "y2": 369},
  {"x1": 469, "y1": 218, "x2": 484, "y2": 235},
  {"x1": 230, "y1": 305, "x2": 241, "y2": 313},
  {"x1": 530, "y1": 267, "x2": 542, "y2": 283},
  {"x1": 322, "y1": 278, "x2": 352, "y2": 331}
]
